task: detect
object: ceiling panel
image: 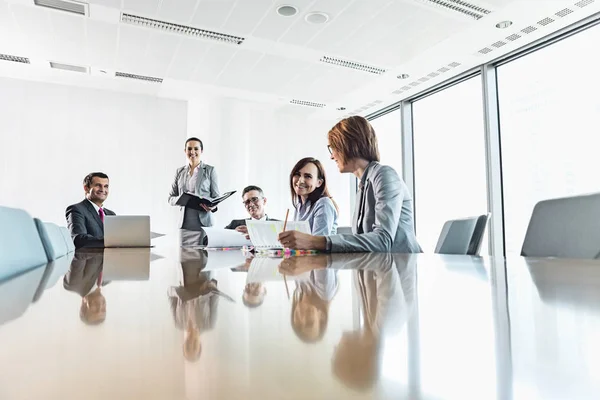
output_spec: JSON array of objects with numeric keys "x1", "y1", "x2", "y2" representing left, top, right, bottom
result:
[
  {"x1": 0, "y1": 2, "x2": 19, "y2": 49},
  {"x1": 216, "y1": 48, "x2": 264, "y2": 84},
  {"x1": 158, "y1": 0, "x2": 198, "y2": 25},
  {"x1": 87, "y1": 20, "x2": 119, "y2": 68},
  {"x1": 191, "y1": 1, "x2": 235, "y2": 31},
  {"x1": 278, "y1": 0, "x2": 350, "y2": 46},
  {"x1": 144, "y1": 31, "x2": 181, "y2": 77},
  {"x1": 116, "y1": 24, "x2": 150, "y2": 74},
  {"x1": 123, "y1": 0, "x2": 160, "y2": 16},
  {"x1": 50, "y1": 12, "x2": 87, "y2": 64},
  {"x1": 191, "y1": 44, "x2": 237, "y2": 83},
  {"x1": 10, "y1": 5, "x2": 54, "y2": 58},
  {"x1": 222, "y1": 0, "x2": 273, "y2": 36},
  {"x1": 251, "y1": 0, "x2": 314, "y2": 41},
  {"x1": 167, "y1": 37, "x2": 211, "y2": 81},
  {"x1": 87, "y1": 0, "x2": 123, "y2": 8}
]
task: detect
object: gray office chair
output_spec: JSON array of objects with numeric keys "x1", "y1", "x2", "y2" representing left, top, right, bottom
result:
[
  {"x1": 337, "y1": 226, "x2": 353, "y2": 234},
  {"x1": 435, "y1": 214, "x2": 490, "y2": 256},
  {"x1": 0, "y1": 206, "x2": 48, "y2": 282},
  {"x1": 521, "y1": 192, "x2": 600, "y2": 259},
  {"x1": 34, "y1": 219, "x2": 69, "y2": 261}
]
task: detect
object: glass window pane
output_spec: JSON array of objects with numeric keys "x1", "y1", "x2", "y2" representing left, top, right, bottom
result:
[
  {"x1": 498, "y1": 23, "x2": 600, "y2": 255},
  {"x1": 370, "y1": 110, "x2": 403, "y2": 177},
  {"x1": 412, "y1": 77, "x2": 489, "y2": 254}
]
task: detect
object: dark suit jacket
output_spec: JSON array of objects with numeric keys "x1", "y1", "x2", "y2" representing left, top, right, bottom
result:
[
  {"x1": 224, "y1": 216, "x2": 279, "y2": 230},
  {"x1": 65, "y1": 199, "x2": 116, "y2": 249}
]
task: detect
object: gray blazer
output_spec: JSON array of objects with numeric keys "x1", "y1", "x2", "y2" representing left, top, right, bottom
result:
[
  {"x1": 168, "y1": 163, "x2": 220, "y2": 228},
  {"x1": 328, "y1": 162, "x2": 422, "y2": 253}
]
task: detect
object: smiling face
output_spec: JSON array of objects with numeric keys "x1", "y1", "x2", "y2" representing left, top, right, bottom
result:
[
  {"x1": 84, "y1": 177, "x2": 109, "y2": 206},
  {"x1": 243, "y1": 190, "x2": 266, "y2": 220},
  {"x1": 328, "y1": 144, "x2": 352, "y2": 173},
  {"x1": 185, "y1": 140, "x2": 202, "y2": 165},
  {"x1": 292, "y1": 162, "x2": 323, "y2": 202}
]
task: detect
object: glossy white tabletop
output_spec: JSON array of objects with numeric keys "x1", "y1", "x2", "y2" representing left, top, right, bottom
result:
[{"x1": 0, "y1": 247, "x2": 599, "y2": 400}]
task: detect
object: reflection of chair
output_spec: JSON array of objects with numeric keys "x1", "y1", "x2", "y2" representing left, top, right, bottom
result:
[
  {"x1": 435, "y1": 214, "x2": 489, "y2": 256},
  {"x1": 34, "y1": 219, "x2": 69, "y2": 261},
  {"x1": 521, "y1": 193, "x2": 600, "y2": 259},
  {"x1": 337, "y1": 226, "x2": 352, "y2": 234},
  {"x1": 0, "y1": 206, "x2": 48, "y2": 282},
  {"x1": 0, "y1": 265, "x2": 46, "y2": 326}
]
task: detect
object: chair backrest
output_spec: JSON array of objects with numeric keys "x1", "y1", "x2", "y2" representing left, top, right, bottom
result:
[
  {"x1": 337, "y1": 226, "x2": 353, "y2": 234},
  {"x1": 34, "y1": 219, "x2": 69, "y2": 261},
  {"x1": 521, "y1": 192, "x2": 600, "y2": 259},
  {"x1": 0, "y1": 206, "x2": 48, "y2": 282},
  {"x1": 59, "y1": 226, "x2": 75, "y2": 252},
  {"x1": 467, "y1": 214, "x2": 490, "y2": 256},
  {"x1": 435, "y1": 214, "x2": 489, "y2": 256}
]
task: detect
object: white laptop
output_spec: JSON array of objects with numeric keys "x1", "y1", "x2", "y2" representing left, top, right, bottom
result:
[{"x1": 104, "y1": 215, "x2": 151, "y2": 248}]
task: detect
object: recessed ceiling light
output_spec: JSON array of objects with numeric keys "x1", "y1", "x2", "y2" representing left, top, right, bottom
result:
[
  {"x1": 496, "y1": 20, "x2": 513, "y2": 29},
  {"x1": 305, "y1": 11, "x2": 329, "y2": 24},
  {"x1": 336, "y1": 107, "x2": 346, "y2": 111},
  {"x1": 277, "y1": 5, "x2": 298, "y2": 17},
  {"x1": 397, "y1": 74, "x2": 410, "y2": 79}
]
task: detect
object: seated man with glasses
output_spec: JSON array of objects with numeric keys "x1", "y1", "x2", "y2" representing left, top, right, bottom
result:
[{"x1": 225, "y1": 186, "x2": 278, "y2": 238}]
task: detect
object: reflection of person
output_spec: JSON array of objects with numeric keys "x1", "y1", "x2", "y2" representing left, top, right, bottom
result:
[
  {"x1": 225, "y1": 185, "x2": 279, "y2": 240},
  {"x1": 168, "y1": 248, "x2": 233, "y2": 361},
  {"x1": 330, "y1": 253, "x2": 416, "y2": 391},
  {"x1": 243, "y1": 282, "x2": 267, "y2": 308},
  {"x1": 168, "y1": 137, "x2": 220, "y2": 247},
  {"x1": 290, "y1": 157, "x2": 338, "y2": 236},
  {"x1": 63, "y1": 249, "x2": 107, "y2": 325},
  {"x1": 278, "y1": 116, "x2": 422, "y2": 253},
  {"x1": 65, "y1": 172, "x2": 116, "y2": 249},
  {"x1": 290, "y1": 268, "x2": 338, "y2": 343}
]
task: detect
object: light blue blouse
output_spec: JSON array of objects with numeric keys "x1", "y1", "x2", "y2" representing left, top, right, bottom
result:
[{"x1": 294, "y1": 196, "x2": 338, "y2": 236}]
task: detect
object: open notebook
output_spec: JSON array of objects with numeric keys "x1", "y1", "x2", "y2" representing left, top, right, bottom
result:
[{"x1": 247, "y1": 220, "x2": 311, "y2": 250}]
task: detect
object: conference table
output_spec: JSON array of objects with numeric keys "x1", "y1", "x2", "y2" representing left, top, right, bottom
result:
[{"x1": 0, "y1": 243, "x2": 599, "y2": 400}]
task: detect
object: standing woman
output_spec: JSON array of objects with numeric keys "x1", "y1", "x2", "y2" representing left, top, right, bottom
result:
[
  {"x1": 169, "y1": 137, "x2": 220, "y2": 246},
  {"x1": 278, "y1": 116, "x2": 422, "y2": 253},
  {"x1": 290, "y1": 157, "x2": 338, "y2": 236}
]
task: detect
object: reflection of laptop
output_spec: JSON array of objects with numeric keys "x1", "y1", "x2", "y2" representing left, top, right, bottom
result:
[
  {"x1": 104, "y1": 216, "x2": 151, "y2": 248},
  {"x1": 103, "y1": 248, "x2": 151, "y2": 281}
]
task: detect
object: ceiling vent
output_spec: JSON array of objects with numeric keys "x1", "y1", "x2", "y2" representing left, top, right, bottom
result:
[
  {"x1": 34, "y1": 0, "x2": 88, "y2": 16},
  {"x1": 575, "y1": 0, "x2": 595, "y2": 8},
  {"x1": 555, "y1": 8, "x2": 574, "y2": 17},
  {"x1": 412, "y1": 0, "x2": 492, "y2": 20},
  {"x1": 121, "y1": 13, "x2": 245, "y2": 45},
  {"x1": 0, "y1": 53, "x2": 30, "y2": 64},
  {"x1": 50, "y1": 61, "x2": 88, "y2": 73},
  {"x1": 290, "y1": 99, "x2": 326, "y2": 108},
  {"x1": 537, "y1": 17, "x2": 555, "y2": 26},
  {"x1": 388, "y1": 61, "x2": 461, "y2": 98},
  {"x1": 320, "y1": 56, "x2": 386, "y2": 75},
  {"x1": 115, "y1": 72, "x2": 163, "y2": 83}
]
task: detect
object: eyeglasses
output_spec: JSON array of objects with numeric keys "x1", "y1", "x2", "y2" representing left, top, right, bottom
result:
[
  {"x1": 327, "y1": 145, "x2": 333, "y2": 155},
  {"x1": 243, "y1": 197, "x2": 263, "y2": 207}
]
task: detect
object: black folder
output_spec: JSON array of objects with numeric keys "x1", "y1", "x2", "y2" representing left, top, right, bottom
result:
[{"x1": 175, "y1": 190, "x2": 236, "y2": 209}]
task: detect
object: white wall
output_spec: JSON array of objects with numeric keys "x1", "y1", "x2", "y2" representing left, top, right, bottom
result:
[
  {"x1": 187, "y1": 97, "x2": 353, "y2": 228},
  {"x1": 0, "y1": 77, "x2": 187, "y2": 236}
]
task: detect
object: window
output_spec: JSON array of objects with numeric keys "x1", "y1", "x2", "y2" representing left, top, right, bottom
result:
[
  {"x1": 370, "y1": 110, "x2": 403, "y2": 178},
  {"x1": 497, "y1": 23, "x2": 600, "y2": 255},
  {"x1": 412, "y1": 76, "x2": 489, "y2": 254}
]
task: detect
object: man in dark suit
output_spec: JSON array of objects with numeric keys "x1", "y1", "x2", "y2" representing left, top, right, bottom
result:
[
  {"x1": 65, "y1": 172, "x2": 116, "y2": 249},
  {"x1": 224, "y1": 185, "x2": 278, "y2": 238}
]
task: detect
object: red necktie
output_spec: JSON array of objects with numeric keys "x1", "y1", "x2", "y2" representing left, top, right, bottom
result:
[{"x1": 99, "y1": 207, "x2": 105, "y2": 223}]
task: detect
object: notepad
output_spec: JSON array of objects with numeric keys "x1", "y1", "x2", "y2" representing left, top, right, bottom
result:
[{"x1": 246, "y1": 220, "x2": 311, "y2": 250}]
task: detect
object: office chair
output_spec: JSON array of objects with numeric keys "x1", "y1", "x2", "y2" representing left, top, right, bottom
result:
[
  {"x1": 521, "y1": 192, "x2": 600, "y2": 259},
  {"x1": 435, "y1": 214, "x2": 490, "y2": 256}
]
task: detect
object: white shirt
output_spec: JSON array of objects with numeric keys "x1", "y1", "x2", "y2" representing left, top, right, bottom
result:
[
  {"x1": 252, "y1": 214, "x2": 268, "y2": 221},
  {"x1": 187, "y1": 164, "x2": 202, "y2": 193},
  {"x1": 87, "y1": 199, "x2": 103, "y2": 214}
]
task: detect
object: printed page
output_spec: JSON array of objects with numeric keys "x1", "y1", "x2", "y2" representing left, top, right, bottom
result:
[
  {"x1": 246, "y1": 220, "x2": 311, "y2": 249},
  {"x1": 203, "y1": 227, "x2": 252, "y2": 248}
]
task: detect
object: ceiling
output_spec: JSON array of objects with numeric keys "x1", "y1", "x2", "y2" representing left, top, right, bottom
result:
[{"x1": 0, "y1": 0, "x2": 598, "y2": 117}]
